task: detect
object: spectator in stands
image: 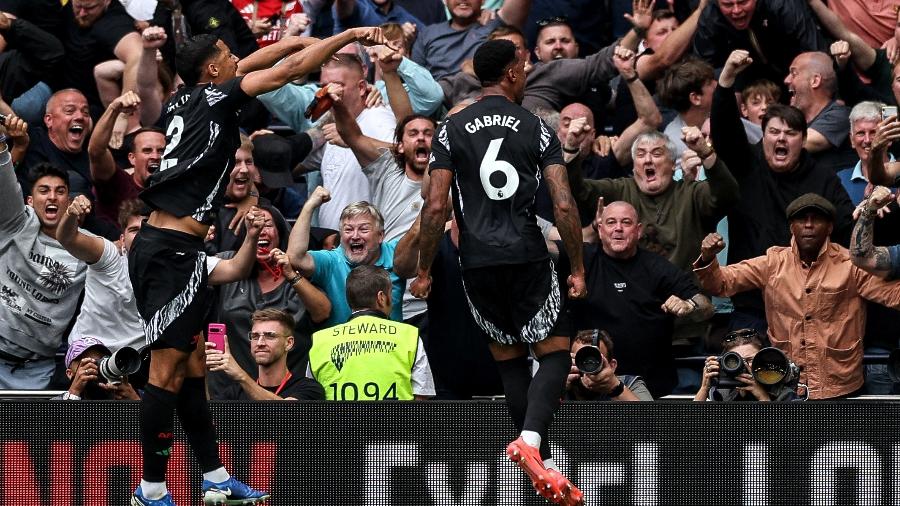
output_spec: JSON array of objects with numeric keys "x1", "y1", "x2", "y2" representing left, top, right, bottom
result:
[
  {"x1": 0, "y1": 133, "x2": 87, "y2": 389},
  {"x1": 287, "y1": 190, "x2": 416, "y2": 325},
  {"x1": 851, "y1": 185, "x2": 900, "y2": 280},
  {"x1": 784, "y1": 51, "x2": 855, "y2": 174},
  {"x1": 565, "y1": 329, "x2": 653, "y2": 401},
  {"x1": 864, "y1": 98, "x2": 900, "y2": 186},
  {"x1": 694, "y1": 0, "x2": 826, "y2": 88},
  {"x1": 56, "y1": 0, "x2": 146, "y2": 114},
  {"x1": 737, "y1": 78, "x2": 779, "y2": 141},
  {"x1": 207, "y1": 308, "x2": 325, "y2": 400},
  {"x1": 555, "y1": 200, "x2": 713, "y2": 398},
  {"x1": 807, "y1": 0, "x2": 894, "y2": 107},
  {"x1": 837, "y1": 102, "x2": 894, "y2": 205},
  {"x1": 59, "y1": 198, "x2": 146, "y2": 353},
  {"x1": 612, "y1": 1, "x2": 708, "y2": 134},
  {"x1": 307, "y1": 54, "x2": 397, "y2": 229},
  {"x1": 710, "y1": 49, "x2": 855, "y2": 332},
  {"x1": 693, "y1": 329, "x2": 798, "y2": 401},
  {"x1": 331, "y1": 78, "x2": 431, "y2": 241},
  {"x1": 366, "y1": 24, "x2": 443, "y2": 116},
  {"x1": 533, "y1": 15, "x2": 578, "y2": 62},
  {"x1": 307, "y1": 265, "x2": 435, "y2": 400},
  {"x1": 411, "y1": 0, "x2": 533, "y2": 80},
  {"x1": 20, "y1": 89, "x2": 94, "y2": 201},
  {"x1": 205, "y1": 135, "x2": 264, "y2": 255},
  {"x1": 251, "y1": 133, "x2": 307, "y2": 220},
  {"x1": 633, "y1": 1, "x2": 708, "y2": 83},
  {"x1": 231, "y1": 0, "x2": 307, "y2": 48},
  {"x1": 259, "y1": 35, "x2": 439, "y2": 132},
  {"x1": 0, "y1": 11, "x2": 64, "y2": 110},
  {"x1": 88, "y1": 91, "x2": 165, "y2": 231},
  {"x1": 58, "y1": 337, "x2": 140, "y2": 400},
  {"x1": 565, "y1": 123, "x2": 739, "y2": 272},
  {"x1": 657, "y1": 57, "x2": 717, "y2": 170},
  {"x1": 694, "y1": 193, "x2": 900, "y2": 400},
  {"x1": 333, "y1": 0, "x2": 423, "y2": 40},
  {"x1": 207, "y1": 203, "x2": 332, "y2": 397}
]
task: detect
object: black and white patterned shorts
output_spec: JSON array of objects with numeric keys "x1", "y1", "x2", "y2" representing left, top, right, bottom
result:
[
  {"x1": 128, "y1": 223, "x2": 212, "y2": 352},
  {"x1": 461, "y1": 259, "x2": 569, "y2": 345}
]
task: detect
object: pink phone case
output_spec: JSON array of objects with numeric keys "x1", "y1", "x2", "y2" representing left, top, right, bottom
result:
[{"x1": 207, "y1": 323, "x2": 226, "y2": 350}]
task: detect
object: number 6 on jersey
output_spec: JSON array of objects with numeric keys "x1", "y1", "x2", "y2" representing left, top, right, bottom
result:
[{"x1": 480, "y1": 138, "x2": 519, "y2": 200}]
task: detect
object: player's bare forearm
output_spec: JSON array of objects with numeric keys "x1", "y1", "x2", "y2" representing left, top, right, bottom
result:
[
  {"x1": 545, "y1": 164, "x2": 584, "y2": 274},
  {"x1": 237, "y1": 35, "x2": 318, "y2": 75},
  {"x1": 416, "y1": 170, "x2": 451, "y2": 276},
  {"x1": 394, "y1": 213, "x2": 421, "y2": 279}
]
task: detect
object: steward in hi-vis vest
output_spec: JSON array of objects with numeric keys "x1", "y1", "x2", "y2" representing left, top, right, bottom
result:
[
  {"x1": 310, "y1": 312, "x2": 419, "y2": 400},
  {"x1": 306, "y1": 264, "x2": 435, "y2": 400}
]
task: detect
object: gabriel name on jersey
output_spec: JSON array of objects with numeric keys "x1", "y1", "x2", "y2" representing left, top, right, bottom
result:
[{"x1": 463, "y1": 114, "x2": 522, "y2": 134}]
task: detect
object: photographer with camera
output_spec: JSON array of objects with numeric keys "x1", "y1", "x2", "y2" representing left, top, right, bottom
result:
[
  {"x1": 695, "y1": 329, "x2": 769, "y2": 402},
  {"x1": 694, "y1": 329, "x2": 803, "y2": 402},
  {"x1": 58, "y1": 337, "x2": 140, "y2": 401},
  {"x1": 566, "y1": 329, "x2": 653, "y2": 401}
]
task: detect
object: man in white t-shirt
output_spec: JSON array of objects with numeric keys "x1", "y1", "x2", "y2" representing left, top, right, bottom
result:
[
  {"x1": 314, "y1": 53, "x2": 396, "y2": 229},
  {"x1": 56, "y1": 195, "x2": 269, "y2": 351}
]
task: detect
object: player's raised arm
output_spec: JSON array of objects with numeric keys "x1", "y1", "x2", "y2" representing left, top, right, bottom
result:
[{"x1": 240, "y1": 27, "x2": 395, "y2": 97}]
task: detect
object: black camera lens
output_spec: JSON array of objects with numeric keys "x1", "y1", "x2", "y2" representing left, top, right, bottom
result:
[
  {"x1": 720, "y1": 351, "x2": 745, "y2": 374},
  {"x1": 574, "y1": 345, "x2": 604, "y2": 374}
]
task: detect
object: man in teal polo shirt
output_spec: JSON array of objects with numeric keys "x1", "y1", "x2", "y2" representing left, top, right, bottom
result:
[{"x1": 287, "y1": 186, "x2": 417, "y2": 325}]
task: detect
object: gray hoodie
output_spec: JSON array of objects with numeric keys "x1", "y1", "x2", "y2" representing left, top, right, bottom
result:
[{"x1": 0, "y1": 147, "x2": 86, "y2": 358}]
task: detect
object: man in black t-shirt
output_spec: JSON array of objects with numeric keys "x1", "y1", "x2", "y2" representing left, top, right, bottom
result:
[
  {"x1": 556, "y1": 200, "x2": 713, "y2": 398},
  {"x1": 206, "y1": 308, "x2": 324, "y2": 401},
  {"x1": 128, "y1": 27, "x2": 392, "y2": 506},
  {"x1": 410, "y1": 39, "x2": 587, "y2": 506}
]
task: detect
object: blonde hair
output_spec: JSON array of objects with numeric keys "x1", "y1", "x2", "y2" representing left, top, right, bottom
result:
[{"x1": 340, "y1": 201, "x2": 385, "y2": 232}]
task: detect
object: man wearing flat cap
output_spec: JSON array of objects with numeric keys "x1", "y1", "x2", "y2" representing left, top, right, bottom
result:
[{"x1": 693, "y1": 193, "x2": 900, "y2": 399}]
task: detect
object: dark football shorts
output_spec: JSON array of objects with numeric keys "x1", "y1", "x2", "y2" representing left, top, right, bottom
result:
[
  {"x1": 461, "y1": 259, "x2": 569, "y2": 345},
  {"x1": 128, "y1": 223, "x2": 212, "y2": 352}
]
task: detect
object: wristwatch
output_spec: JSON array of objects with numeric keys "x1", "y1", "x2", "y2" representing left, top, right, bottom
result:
[{"x1": 609, "y1": 381, "x2": 625, "y2": 398}]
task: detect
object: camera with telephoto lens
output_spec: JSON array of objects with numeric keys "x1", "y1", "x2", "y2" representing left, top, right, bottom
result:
[
  {"x1": 574, "y1": 329, "x2": 605, "y2": 374},
  {"x1": 714, "y1": 351, "x2": 748, "y2": 388},
  {"x1": 98, "y1": 347, "x2": 141, "y2": 384}
]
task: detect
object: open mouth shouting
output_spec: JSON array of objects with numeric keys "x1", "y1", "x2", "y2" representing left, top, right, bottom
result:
[
  {"x1": 772, "y1": 144, "x2": 790, "y2": 163},
  {"x1": 68, "y1": 123, "x2": 85, "y2": 145},
  {"x1": 44, "y1": 203, "x2": 59, "y2": 221},
  {"x1": 414, "y1": 146, "x2": 429, "y2": 164}
]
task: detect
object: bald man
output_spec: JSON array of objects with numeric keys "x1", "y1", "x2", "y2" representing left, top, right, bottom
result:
[
  {"x1": 20, "y1": 89, "x2": 96, "y2": 202},
  {"x1": 553, "y1": 199, "x2": 712, "y2": 398},
  {"x1": 784, "y1": 51, "x2": 855, "y2": 172}
]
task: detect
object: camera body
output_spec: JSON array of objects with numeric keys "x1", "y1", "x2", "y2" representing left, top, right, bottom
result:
[
  {"x1": 714, "y1": 351, "x2": 748, "y2": 389},
  {"x1": 97, "y1": 347, "x2": 141, "y2": 384}
]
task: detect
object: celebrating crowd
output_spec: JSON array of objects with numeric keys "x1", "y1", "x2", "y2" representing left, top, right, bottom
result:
[{"x1": 2, "y1": 0, "x2": 900, "y2": 504}]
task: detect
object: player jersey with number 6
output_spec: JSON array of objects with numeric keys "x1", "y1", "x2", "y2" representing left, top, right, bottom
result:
[{"x1": 429, "y1": 95, "x2": 564, "y2": 270}]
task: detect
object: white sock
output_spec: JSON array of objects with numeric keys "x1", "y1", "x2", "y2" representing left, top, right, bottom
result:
[
  {"x1": 521, "y1": 430, "x2": 541, "y2": 449},
  {"x1": 203, "y1": 467, "x2": 230, "y2": 483},
  {"x1": 543, "y1": 458, "x2": 558, "y2": 471},
  {"x1": 140, "y1": 480, "x2": 167, "y2": 500}
]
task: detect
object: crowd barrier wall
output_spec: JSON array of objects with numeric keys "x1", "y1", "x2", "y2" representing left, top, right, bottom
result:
[{"x1": 0, "y1": 400, "x2": 898, "y2": 505}]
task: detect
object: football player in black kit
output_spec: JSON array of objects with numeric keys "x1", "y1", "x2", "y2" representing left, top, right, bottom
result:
[
  {"x1": 411, "y1": 39, "x2": 588, "y2": 505},
  {"x1": 128, "y1": 28, "x2": 393, "y2": 506}
]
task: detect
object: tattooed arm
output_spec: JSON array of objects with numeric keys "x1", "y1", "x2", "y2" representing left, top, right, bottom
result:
[
  {"x1": 409, "y1": 169, "x2": 452, "y2": 299},
  {"x1": 544, "y1": 163, "x2": 587, "y2": 299},
  {"x1": 851, "y1": 186, "x2": 894, "y2": 278}
]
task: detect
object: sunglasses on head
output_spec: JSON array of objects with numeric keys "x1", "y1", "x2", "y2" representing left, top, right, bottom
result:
[
  {"x1": 722, "y1": 328, "x2": 759, "y2": 344},
  {"x1": 536, "y1": 16, "x2": 568, "y2": 27}
]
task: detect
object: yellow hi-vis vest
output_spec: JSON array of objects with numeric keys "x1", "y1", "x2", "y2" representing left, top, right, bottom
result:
[{"x1": 309, "y1": 314, "x2": 419, "y2": 400}]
